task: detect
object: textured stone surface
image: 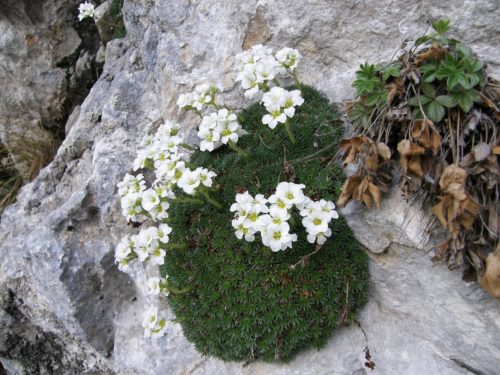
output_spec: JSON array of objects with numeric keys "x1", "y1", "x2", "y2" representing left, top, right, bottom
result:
[
  {"x1": 1, "y1": 0, "x2": 500, "y2": 374},
  {"x1": 0, "y1": 0, "x2": 101, "y2": 173}
]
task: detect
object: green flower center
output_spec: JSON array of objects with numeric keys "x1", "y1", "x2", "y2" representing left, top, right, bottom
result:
[{"x1": 248, "y1": 212, "x2": 258, "y2": 222}]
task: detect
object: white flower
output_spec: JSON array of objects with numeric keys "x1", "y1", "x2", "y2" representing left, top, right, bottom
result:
[
  {"x1": 262, "y1": 87, "x2": 287, "y2": 109},
  {"x1": 150, "y1": 201, "x2": 170, "y2": 221},
  {"x1": 115, "y1": 236, "x2": 131, "y2": 260},
  {"x1": 307, "y1": 228, "x2": 332, "y2": 245},
  {"x1": 275, "y1": 47, "x2": 302, "y2": 71},
  {"x1": 117, "y1": 259, "x2": 132, "y2": 273},
  {"x1": 156, "y1": 121, "x2": 180, "y2": 138},
  {"x1": 268, "y1": 193, "x2": 292, "y2": 210},
  {"x1": 138, "y1": 227, "x2": 159, "y2": 246},
  {"x1": 302, "y1": 211, "x2": 330, "y2": 236},
  {"x1": 232, "y1": 220, "x2": 256, "y2": 242},
  {"x1": 214, "y1": 108, "x2": 242, "y2": 144},
  {"x1": 300, "y1": 199, "x2": 338, "y2": 220},
  {"x1": 141, "y1": 189, "x2": 160, "y2": 212},
  {"x1": 275, "y1": 182, "x2": 306, "y2": 207},
  {"x1": 262, "y1": 88, "x2": 304, "y2": 127},
  {"x1": 254, "y1": 56, "x2": 281, "y2": 83},
  {"x1": 147, "y1": 277, "x2": 161, "y2": 296},
  {"x1": 262, "y1": 105, "x2": 287, "y2": 129},
  {"x1": 157, "y1": 223, "x2": 173, "y2": 243},
  {"x1": 198, "y1": 126, "x2": 221, "y2": 152},
  {"x1": 142, "y1": 305, "x2": 158, "y2": 330},
  {"x1": 151, "y1": 319, "x2": 168, "y2": 339},
  {"x1": 242, "y1": 207, "x2": 266, "y2": 232},
  {"x1": 177, "y1": 168, "x2": 201, "y2": 195},
  {"x1": 149, "y1": 244, "x2": 166, "y2": 265},
  {"x1": 153, "y1": 181, "x2": 175, "y2": 199},
  {"x1": 283, "y1": 90, "x2": 304, "y2": 118},
  {"x1": 268, "y1": 204, "x2": 291, "y2": 223},
  {"x1": 197, "y1": 167, "x2": 217, "y2": 187},
  {"x1": 251, "y1": 194, "x2": 269, "y2": 213},
  {"x1": 133, "y1": 148, "x2": 155, "y2": 171},
  {"x1": 236, "y1": 69, "x2": 260, "y2": 98},
  {"x1": 176, "y1": 93, "x2": 194, "y2": 110},
  {"x1": 121, "y1": 192, "x2": 143, "y2": 222},
  {"x1": 140, "y1": 134, "x2": 155, "y2": 148},
  {"x1": 117, "y1": 174, "x2": 146, "y2": 197},
  {"x1": 261, "y1": 222, "x2": 297, "y2": 252},
  {"x1": 78, "y1": 1, "x2": 95, "y2": 21},
  {"x1": 167, "y1": 160, "x2": 187, "y2": 184}
]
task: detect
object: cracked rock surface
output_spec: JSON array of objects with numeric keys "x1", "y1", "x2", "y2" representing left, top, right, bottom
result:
[{"x1": 1, "y1": 0, "x2": 499, "y2": 374}]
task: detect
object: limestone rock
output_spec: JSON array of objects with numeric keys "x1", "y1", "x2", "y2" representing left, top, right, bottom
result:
[
  {"x1": 1, "y1": 0, "x2": 500, "y2": 374},
  {"x1": 0, "y1": 0, "x2": 101, "y2": 175},
  {"x1": 95, "y1": 1, "x2": 115, "y2": 44}
]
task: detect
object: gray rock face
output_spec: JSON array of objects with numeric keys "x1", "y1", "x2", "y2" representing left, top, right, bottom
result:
[
  {"x1": 0, "y1": 0, "x2": 101, "y2": 174},
  {"x1": 1, "y1": 0, "x2": 499, "y2": 374}
]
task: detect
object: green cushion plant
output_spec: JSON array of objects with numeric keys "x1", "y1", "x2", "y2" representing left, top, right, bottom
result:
[
  {"x1": 160, "y1": 85, "x2": 369, "y2": 362},
  {"x1": 115, "y1": 45, "x2": 370, "y2": 361}
]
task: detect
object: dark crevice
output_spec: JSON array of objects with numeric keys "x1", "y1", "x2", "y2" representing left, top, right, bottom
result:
[
  {"x1": 450, "y1": 357, "x2": 487, "y2": 375},
  {"x1": 0, "y1": 1, "x2": 107, "y2": 213}
]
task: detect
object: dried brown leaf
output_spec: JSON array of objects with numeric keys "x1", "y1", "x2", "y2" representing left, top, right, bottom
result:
[
  {"x1": 480, "y1": 247, "x2": 500, "y2": 298},
  {"x1": 376, "y1": 142, "x2": 391, "y2": 161},
  {"x1": 397, "y1": 140, "x2": 427, "y2": 176},
  {"x1": 337, "y1": 176, "x2": 363, "y2": 208},
  {"x1": 410, "y1": 119, "x2": 442, "y2": 154},
  {"x1": 386, "y1": 77, "x2": 405, "y2": 105},
  {"x1": 414, "y1": 42, "x2": 446, "y2": 66},
  {"x1": 367, "y1": 182, "x2": 382, "y2": 209},
  {"x1": 400, "y1": 174, "x2": 422, "y2": 196},
  {"x1": 439, "y1": 165, "x2": 467, "y2": 191},
  {"x1": 365, "y1": 143, "x2": 380, "y2": 171},
  {"x1": 340, "y1": 136, "x2": 372, "y2": 166},
  {"x1": 432, "y1": 195, "x2": 451, "y2": 228}
]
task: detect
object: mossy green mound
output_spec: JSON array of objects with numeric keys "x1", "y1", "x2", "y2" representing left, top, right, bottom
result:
[{"x1": 161, "y1": 86, "x2": 369, "y2": 362}]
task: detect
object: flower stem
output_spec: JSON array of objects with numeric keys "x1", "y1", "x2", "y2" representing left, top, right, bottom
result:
[
  {"x1": 96, "y1": 18, "x2": 123, "y2": 28},
  {"x1": 164, "y1": 243, "x2": 188, "y2": 250},
  {"x1": 198, "y1": 187, "x2": 223, "y2": 209},
  {"x1": 284, "y1": 121, "x2": 296, "y2": 144},
  {"x1": 228, "y1": 140, "x2": 249, "y2": 158},
  {"x1": 180, "y1": 143, "x2": 197, "y2": 151},
  {"x1": 292, "y1": 71, "x2": 302, "y2": 92},
  {"x1": 174, "y1": 197, "x2": 204, "y2": 205}
]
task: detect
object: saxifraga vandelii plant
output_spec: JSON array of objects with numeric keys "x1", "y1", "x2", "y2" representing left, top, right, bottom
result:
[
  {"x1": 115, "y1": 45, "x2": 370, "y2": 361},
  {"x1": 161, "y1": 85, "x2": 369, "y2": 362}
]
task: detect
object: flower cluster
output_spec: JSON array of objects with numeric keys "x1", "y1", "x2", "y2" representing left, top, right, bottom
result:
[
  {"x1": 117, "y1": 121, "x2": 217, "y2": 223},
  {"x1": 234, "y1": 45, "x2": 305, "y2": 134},
  {"x1": 262, "y1": 87, "x2": 304, "y2": 129},
  {"x1": 142, "y1": 305, "x2": 168, "y2": 339},
  {"x1": 198, "y1": 108, "x2": 246, "y2": 152},
  {"x1": 115, "y1": 120, "x2": 218, "y2": 339},
  {"x1": 78, "y1": 1, "x2": 95, "y2": 21},
  {"x1": 231, "y1": 182, "x2": 338, "y2": 251},
  {"x1": 114, "y1": 224, "x2": 172, "y2": 272},
  {"x1": 177, "y1": 84, "x2": 247, "y2": 154},
  {"x1": 176, "y1": 83, "x2": 221, "y2": 112},
  {"x1": 235, "y1": 45, "x2": 301, "y2": 99}
]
